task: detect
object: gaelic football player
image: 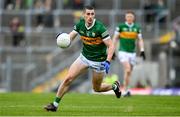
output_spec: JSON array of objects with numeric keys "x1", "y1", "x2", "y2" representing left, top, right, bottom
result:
[
  {"x1": 113, "y1": 11, "x2": 146, "y2": 97},
  {"x1": 44, "y1": 5, "x2": 121, "y2": 112}
]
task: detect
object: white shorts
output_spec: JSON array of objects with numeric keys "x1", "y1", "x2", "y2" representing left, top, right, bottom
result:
[
  {"x1": 118, "y1": 51, "x2": 136, "y2": 66},
  {"x1": 78, "y1": 54, "x2": 106, "y2": 73}
]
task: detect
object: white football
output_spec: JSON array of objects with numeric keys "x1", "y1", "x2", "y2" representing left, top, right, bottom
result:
[{"x1": 56, "y1": 33, "x2": 71, "y2": 48}]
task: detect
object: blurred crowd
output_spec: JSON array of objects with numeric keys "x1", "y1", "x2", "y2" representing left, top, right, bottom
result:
[
  {"x1": 4, "y1": 0, "x2": 168, "y2": 30},
  {"x1": 143, "y1": 0, "x2": 167, "y2": 31},
  {"x1": 2, "y1": 0, "x2": 86, "y2": 46},
  {"x1": 1, "y1": 0, "x2": 175, "y2": 47},
  {"x1": 4, "y1": 0, "x2": 94, "y2": 26},
  {"x1": 4, "y1": 0, "x2": 168, "y2": 29},
  {"x1": 173, "y1": 17, "x2": 180, "y2": 45},
  {"x1": 4, "y1": 0, "x2": 95, "y2": 10}
]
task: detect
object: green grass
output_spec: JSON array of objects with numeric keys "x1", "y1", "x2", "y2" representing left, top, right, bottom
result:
[{"x1": 0, "y1": 92, "x2": 180, "y2": 116}]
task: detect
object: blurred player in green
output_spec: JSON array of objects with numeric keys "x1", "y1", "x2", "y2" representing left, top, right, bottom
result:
[
  {"x1": 113, "y1": 11, "x2": 146, "y2": 97},
  {"x1": 44, "y1": 5, "x2": 121, "y2": 112}
]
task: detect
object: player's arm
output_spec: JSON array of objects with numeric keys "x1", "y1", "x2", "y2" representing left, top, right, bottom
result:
[
  {"x1": 137, "y1": 33, "x2": 146, "y2": 60},
  {"x1": 138, "y1": 33, "x2": 144, "y2": 51},
  {"x1": 111, "y1": 27, "x2": 120, "y2": 60},
  {"x1": 112, "y1": 29, "x2": 119, "y2": 49},
  {"x1": 103, "y1": 37, "x2": 114, "y2": 74},
  {"x1": 112, "y1": 28, "x2": 120, "y2": 53},
  {"x1": 69, "y1": 30, "x2": 78, "y2": 41},
  {"x1": 69, "y1": 22, "x2": 80, "y2": 41},
  {"x1": 103, "y1": 37, "x2": 114, "y2": 62},
  {"x1": 100, "y1": 26, "x2": 114, "y2": 74}
]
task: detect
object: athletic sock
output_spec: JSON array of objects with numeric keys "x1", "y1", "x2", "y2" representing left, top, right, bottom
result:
[
  {"x1": 112, "y1": 83, "x2": 117, "y2": 90},
  {"x1": 53, "y1": 97, "x2": 61, "y2": 107},
  {"x1": 124, "y1": 86, "x2": 130, "y2": 93}
]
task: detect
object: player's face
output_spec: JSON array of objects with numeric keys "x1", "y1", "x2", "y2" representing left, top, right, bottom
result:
[
  {"x1": 125, "y1": 13, "x2": 135, "y2": 24},
  {"x1": 84, "y1": 9, "x2": 95, "y2": 25}
]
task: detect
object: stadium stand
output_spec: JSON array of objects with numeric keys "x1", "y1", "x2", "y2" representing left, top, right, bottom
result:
[{"x1": 0, "y1": 0, "x2": 179, "y2": 92}]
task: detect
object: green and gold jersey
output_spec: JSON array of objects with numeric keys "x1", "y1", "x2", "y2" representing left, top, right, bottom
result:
[
  {"x1": 116, "y1": 22, "x2": 141, "y2": 53},
  {"x1": 74, "y1": 18, "x2": 110, "y2": 62}
]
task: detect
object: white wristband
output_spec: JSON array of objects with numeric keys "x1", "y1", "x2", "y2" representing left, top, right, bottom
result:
[{"x1": 140, "y1": 48, "x2": 144, "y2": 52}]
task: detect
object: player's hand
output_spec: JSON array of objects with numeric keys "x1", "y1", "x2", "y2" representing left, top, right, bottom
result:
[
  {"x1": 102, "y1": 60, "x2": 110, "y2": 74},
  {"x1": 140, "y1": 51, "x2": 146, "y2": 60},
  {"x1": 56, "y1": 32, "x2": 63, "y2": 38}
]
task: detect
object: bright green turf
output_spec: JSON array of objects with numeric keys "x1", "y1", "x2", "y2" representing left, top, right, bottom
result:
[{"x1": 0, "y1": 92, "x2": 180, "y2": 116}]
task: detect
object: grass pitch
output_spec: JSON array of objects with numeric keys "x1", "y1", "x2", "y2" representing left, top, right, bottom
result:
[{"x1": 0, "y1": 92, "x2": 180, "y2": 116}]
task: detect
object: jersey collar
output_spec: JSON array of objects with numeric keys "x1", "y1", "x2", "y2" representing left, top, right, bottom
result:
[
  {"x1": 125, "y1": 22, "x2": 134, "y2": 28},
  {"x1": 85, "y1": 19, "x2": 96, "y2": 30}
]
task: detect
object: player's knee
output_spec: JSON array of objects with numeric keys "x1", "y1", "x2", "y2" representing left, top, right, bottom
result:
[
  {"x1": 125, "y1": 68, "x2": 131, "y2": 74},
  {"x1": 64, "y1": 76, "x2": 74, "y2": 85}
]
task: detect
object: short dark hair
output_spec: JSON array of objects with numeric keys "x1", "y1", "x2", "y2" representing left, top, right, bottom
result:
[
  {"x1": 84, "y1": 5, "x2": 94, "y2": 11},
  {"x1": 125, "y1": 10, "x2": 135, "y2": 16}
]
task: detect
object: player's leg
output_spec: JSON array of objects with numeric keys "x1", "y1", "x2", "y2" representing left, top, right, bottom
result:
[
  {"x1": 56, "y1": 59, "x2": 88, "y2": 98},
  {"x1": 44, "y1": 57, "x2": 88, "y2": 111},
  {"x1": 92, "y1": 71, "x2": 121, "y2": 98},
  {"x1": 118, "y1": 51, "x2": 132, "y2": 97},
  {"x1": 121, "y1": 61, "x2": 132, "y2": 96},
  {"x1": 122, "y1": 52, "x2": 136, "y2": 96},
  {"x1": 92, "y1": 71, "x2": 111, "y2": 92}
]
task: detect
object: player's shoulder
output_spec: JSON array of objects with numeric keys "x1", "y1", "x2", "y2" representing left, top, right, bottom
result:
[
  {"x1": 94, "y1": 19, "x2": 108, "y2": 33},
  {"x1": 95, "y1": 19, "x2": 106, "y2": 27},
  {"x1": 74, "y1": 18, "x2": 85, "y2": 30},
  {"x1": 75, "y1": 18, "x2": 85, "y2": 27},
  {"x1": 133, "y1": 23, "x2": 141, "y2": 28},
  {"x1": 118, "y1": 23, "x2": 126, "y2": 27}
]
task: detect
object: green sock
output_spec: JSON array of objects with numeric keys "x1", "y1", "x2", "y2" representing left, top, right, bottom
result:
[
  {"x1": 55, "y1": 97, "x2": 61, "y2": 103},
  {"x1": 53, "y1": 97, "x2": 61, "y2": 107},
  {"x1": 112, "y1": 84, "x2": 117, "y2": 90}
]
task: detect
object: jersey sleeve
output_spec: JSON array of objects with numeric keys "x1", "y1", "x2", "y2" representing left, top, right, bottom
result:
[
  {"x1": 114, "y1": 27, "x2": 120, "y2": 35},
  {"x1": 137, "y1": 24, "x2": 142, "y2": 34},
  {"x1": 73, "y1": 23, "x2": 79, "y2": 33},
  {"x1": 99, "y1": 25, "x2": 110, "y2": 40},
  {"x1": 137, "y1": 25, "x2": 143, "y2": 39},
  {"x1": 114, "y1": 24, "x2": 122, "y2": 37},
  {"x1": 73, "y1": 19, "x2": 82, "y2": 33}
]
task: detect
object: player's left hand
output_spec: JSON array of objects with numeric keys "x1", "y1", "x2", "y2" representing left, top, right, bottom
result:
[
  {"x1": 140, "y1": 51, "x2": 146, "y2": 60},
  {"x1": 56, "y1": 32, "x2": 63, "y2": 38},
  {"x1": 102, "y1": 61, "x2": 110, "y2": 74}
]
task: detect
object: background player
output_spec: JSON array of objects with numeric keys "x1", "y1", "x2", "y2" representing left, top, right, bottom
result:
[{"x1": 112, "y1": 11, "x2": 146, "y2": 97}]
